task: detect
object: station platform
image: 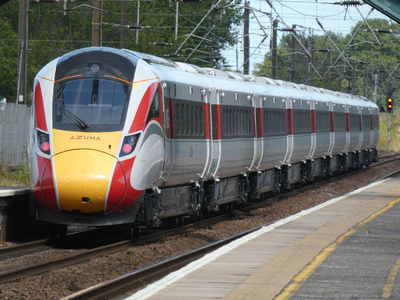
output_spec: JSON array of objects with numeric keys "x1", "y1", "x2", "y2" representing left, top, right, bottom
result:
[
  {"x1": 128, "y1": 178, "x2": 400, "y2": 300},
  {"x1": 0, "y1": 186, "x2": 30, "y2": 241},
  {"x1": 0, "y1": 186, "x2": 30, "y2": 197}
]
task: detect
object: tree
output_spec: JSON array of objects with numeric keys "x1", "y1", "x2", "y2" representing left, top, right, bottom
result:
[
  {"x1": 254, "y1": 30, "x2": 345, "y2": 91},
  {"x1": 0, "y1": 7, "x2": 18, "y2": 102},
  {"x1": 0, "y1": 0, "x2": 243, "y2": 104},
  {"x1": 253, "y1": 18, "x2": 400, "y2": 105},
  {"x1": 99, "y1": 1, "x2": 242, "y2": 67},
  {"x1": 343, "y1": 18, "x2": 400, "y2": 101}
]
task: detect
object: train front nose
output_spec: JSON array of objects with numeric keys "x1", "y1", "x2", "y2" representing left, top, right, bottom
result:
[{"x1": 47, "y1": 150, "x2": 126, "y2": 213}]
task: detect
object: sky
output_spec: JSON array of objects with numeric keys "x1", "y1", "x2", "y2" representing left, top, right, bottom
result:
[{"x1": 222, "y1": 0, "x2": 393, "y2": 73}]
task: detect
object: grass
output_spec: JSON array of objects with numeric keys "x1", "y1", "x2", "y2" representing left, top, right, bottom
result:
[
  {"x1": 0, "y1": 164, "x2": 30, "y2": 187},
  {"x1": 377, "y1": 112, "x2": 400, "y2": 153}
]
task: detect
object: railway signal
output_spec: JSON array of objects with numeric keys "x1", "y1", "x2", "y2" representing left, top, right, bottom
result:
[
  {"x1": 387, "y1": 96, "x2": 394, "y2": 113},
  {"x1": 386, "y1": 87, "x2": 396, "y2": 113}
]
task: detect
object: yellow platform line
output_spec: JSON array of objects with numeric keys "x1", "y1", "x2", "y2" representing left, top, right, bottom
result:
[
  {"x1": 382, "y1": 257, "x2": 400, "y2": 299},
  {"x1": 274, "y1": 197, "x2": 400, "y2": 300}
]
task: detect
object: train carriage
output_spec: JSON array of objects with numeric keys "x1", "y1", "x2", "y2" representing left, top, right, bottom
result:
[{"x1": 29, "y1": 47, "x2": 379, "y2": 229}]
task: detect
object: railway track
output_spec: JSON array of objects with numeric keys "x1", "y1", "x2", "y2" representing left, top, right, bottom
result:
[
  {"x1": 62, "y1": 224, "x2": 268, "y2": 300},
  {"x1": 62, "y1": 154, "x2": 400, "y2": 299},
  {"x1": 62, "y1": 157, "x2": 400, "y2": 300},
  {"x1": 1, "y1": 153, "x2": 400, "y2": 298},
  {"x1": 0, "y1": 239, "x2": 49, "y2": 258},
  {"x1": 0, "y1": 215, "x2": 232, "y2": 285}
]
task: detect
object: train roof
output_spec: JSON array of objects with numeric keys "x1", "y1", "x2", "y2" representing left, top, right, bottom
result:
[{"x1": 101, "y1": 47, "x2": 375, "y2": 108}]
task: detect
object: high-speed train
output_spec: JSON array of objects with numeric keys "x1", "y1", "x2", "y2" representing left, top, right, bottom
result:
[{"x1": 30, "y1": 47, "x2": 379, "y2": 229}]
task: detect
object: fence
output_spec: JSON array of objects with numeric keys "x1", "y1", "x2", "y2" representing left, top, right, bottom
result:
[{"x1": 0, "y1": 103, "x2": 32, "y2": 165}]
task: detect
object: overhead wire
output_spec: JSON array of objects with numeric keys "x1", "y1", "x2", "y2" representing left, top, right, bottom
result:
[{"x1": 22, "y1": 0, "x2": 399, "y2": 83}]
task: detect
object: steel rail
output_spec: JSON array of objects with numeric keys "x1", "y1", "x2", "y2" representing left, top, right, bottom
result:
[
  {"x1": 0, "y1": 216, "x2": 230, "y2": 284},
  {"x1": 0, "y1": 239, "x2": 49, "y2": 257},
  {"x1": 2, "y1": 154, "x2": 399, "y2": 294},
  {"x1": 62, "y1": 154, "x2": 400, "y2": 300},
  {"x1": 0, "y1": 240, "x2": 131, "y2": 284},
  {"x1": 62, "y1": 224, "x2": 268, "y2": 300}
]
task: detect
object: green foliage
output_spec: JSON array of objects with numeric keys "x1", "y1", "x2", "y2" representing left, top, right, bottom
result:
[
  {"x1": 0, "y1": 163, "x2": 30, "y2": 187},
  {"x1": 98, "y1": 1, "x2": 242, "y2": 65},
  {"x1": 254, "y1": 19, "x2": 400, "y2": 107},
  {"x1": 378, "y1": 112, "x2": 400, "y2": 153},
  {"x1": 254, "y1": 30, "x2": 346, "y2": 87},
  {"x1": 0, "y1": 0, "x2": 243, "y2": 103},
  {"x1": 0, "y1": 9, "x2": 18, "y2": 102}
]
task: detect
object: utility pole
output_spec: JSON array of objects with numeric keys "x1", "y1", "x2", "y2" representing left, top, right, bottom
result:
[
  {"x1": 388, "y1": 112, "x2": 391, "y2": 152},
  {"x1": 92, "y1": 0, "x2": 102, "y2": 46},
  {"x1": 290, "y1": 24, "x2": 296, "y2": 83},
  {"x1": 351, "y1": 64, "x2": 356, "y2": 92},
  {"x1": 373, "y1": 73, "x2": 378, "y2": 104},
  {"x1": 243, "y1": 1, "x2": 250, "y2": 75},
  {"x1": 175, "y1": 1, "x2": 179, "y2": 40},
  {"x1": 327, "y1": 49, "x2": 332, "y2": 90},
  {"x1": 17, "y1": 0, "x2": 28, "y2": 104},
  {"x1": 363, "y1": 64, "x2": 367, "y2": 97},
  {"x1": 271, "y1": 19, "x2": 277, "y2": 79},
  {"x1": 309, "y1": 36, "x2": 314, "y2": 86},
  {"x1": 120, "y1": 1, "x2": 127, "y2": 48},
  {"x1": 136, "y1": 0, "x2": 140, "y2": 44},
  {"x1": 338, "y1": 58, "x2": 342, "y2": 91}
]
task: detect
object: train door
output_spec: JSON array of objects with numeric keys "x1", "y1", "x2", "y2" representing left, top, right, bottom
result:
[
  {"x1": 357, "y1": 107, "x2": 363, "y2": 150},
  {"x1": 282, "y1": 97, "x2": 294, "y2": 164},
  {"x1": 344, "y1": 105, "x2": 350, "y2": 152},
  {"x1": 250, "y1": 93, "x2": 263, "y2": 170},
  {"x1": 368, "y1": 108, "x2": 374, "y2": 148},
  {"x1": 327, "y1": 101, "x2": 335, "y2": 155},
  {"x1": 205, "y1": 88, "x2": 221, "y2": 177},
  {"x1": 307, "y1": 100, "x2": 316, "y2": 159},
  {"x1": 199, "y1": 88, "x2": 211, "y2": 179},
  {"x1": 160, "y1": 83, "x2": 174, "y2": 183}
]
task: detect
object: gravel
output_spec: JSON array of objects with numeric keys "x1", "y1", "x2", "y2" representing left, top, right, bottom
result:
[{"x1": 0, "y1": 159, "x2": 399, "y2": 299}]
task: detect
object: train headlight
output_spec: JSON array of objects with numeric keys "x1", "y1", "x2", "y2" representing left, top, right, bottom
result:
[
  {"x1": 119, "y1": 133, "x2": 140, "y2": 157},
  {"x1": 37, "y1": 129, "x2": 50, "y2": 155}
]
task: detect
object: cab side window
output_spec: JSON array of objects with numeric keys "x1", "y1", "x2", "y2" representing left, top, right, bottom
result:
[{"x1": 146, "y1": 88, "x2": 160, "y2": 124}]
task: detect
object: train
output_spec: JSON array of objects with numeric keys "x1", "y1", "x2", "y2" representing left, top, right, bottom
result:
[{"x1": 29, "y1": 47, "x2": 379, "y2": 230}]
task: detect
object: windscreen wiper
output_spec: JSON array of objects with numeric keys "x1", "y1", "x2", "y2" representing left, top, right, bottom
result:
[{"x1": 58, "y1": 105, "x2": 90, "y2": 130}]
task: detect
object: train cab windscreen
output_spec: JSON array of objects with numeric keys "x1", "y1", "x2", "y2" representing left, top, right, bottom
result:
[
  {"x1": 52, "y1": 48, "x2": 137, "y2": 132},
  {"x1": 54, "y1": 78, "x2": 128, "y2": 131}
]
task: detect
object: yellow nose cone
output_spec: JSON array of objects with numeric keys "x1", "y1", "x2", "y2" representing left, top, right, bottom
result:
[{"x1": 52, "y1": 150, "x2": 125, "y2": 213}]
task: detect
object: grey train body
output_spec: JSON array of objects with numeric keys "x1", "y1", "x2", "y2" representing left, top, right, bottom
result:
[
  {"x1": 31, "y1": 47, "x2": 379, "y2": 228},
  {"x1": 133, "y1": 51, "x2": 379, "y2": 225}
]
